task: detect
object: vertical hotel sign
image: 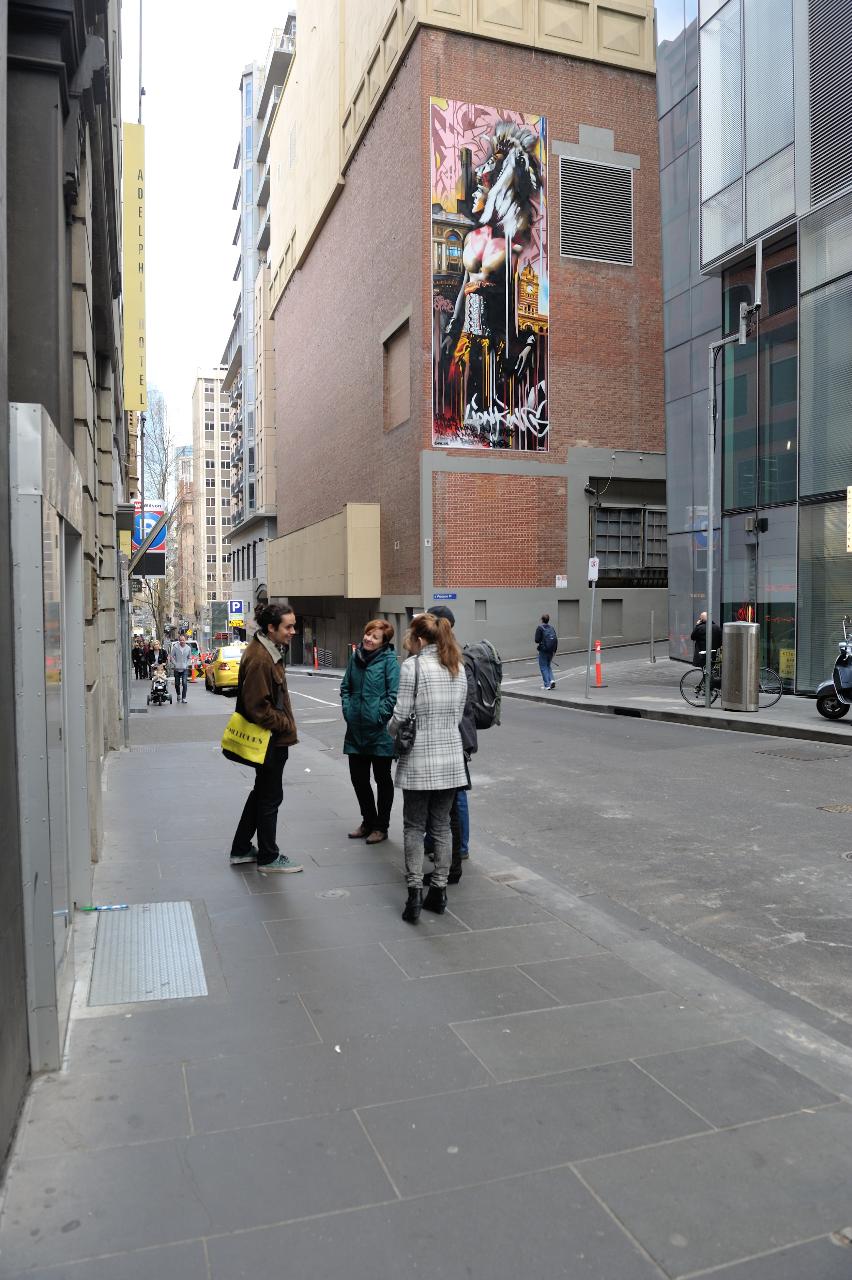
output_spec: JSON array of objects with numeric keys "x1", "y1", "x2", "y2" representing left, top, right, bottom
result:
[{"x1": 123, "y1": 123, "x2": 147, "y2": 411}]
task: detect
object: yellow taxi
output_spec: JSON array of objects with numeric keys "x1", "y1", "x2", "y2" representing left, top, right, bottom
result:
[{"x1": 204, "y1": 643, "x2": 246, "y2": 694}]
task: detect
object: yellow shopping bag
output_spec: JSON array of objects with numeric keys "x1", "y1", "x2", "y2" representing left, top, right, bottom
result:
[{"x1": 221, "y1": 711, "x2": 271, "y2": 766}]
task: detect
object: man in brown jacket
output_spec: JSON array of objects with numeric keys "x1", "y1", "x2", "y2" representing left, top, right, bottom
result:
[{"x1": 229, "y1": 602, "x2": 304, "y2": 873}]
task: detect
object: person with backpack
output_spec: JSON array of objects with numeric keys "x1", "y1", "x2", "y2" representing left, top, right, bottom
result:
[
  {"x1": 423, "y1": 604, "x2": 502, "y2": 884},
  {"x1": 389, "y1": 612, "x2": 468, "y2": 923},
  {"x1": 534, "y1": 613, "x2": 558, "y2": 689}
]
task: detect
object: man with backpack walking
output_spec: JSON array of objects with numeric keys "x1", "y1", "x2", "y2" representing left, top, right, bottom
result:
[{"x1": 535, "y1": 613, "x2": 558, "y2": 689}]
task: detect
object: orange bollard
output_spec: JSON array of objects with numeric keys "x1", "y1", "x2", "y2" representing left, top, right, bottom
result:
[
  {"x1": 313, "y1": 644, "x2": 319, "y2": 670},
  {"x1": 594, "y1": 640, "x2": 606, "y2": 688},
  {"x1": 190, "y1": 663, "x2": 196, "y2": 682}
]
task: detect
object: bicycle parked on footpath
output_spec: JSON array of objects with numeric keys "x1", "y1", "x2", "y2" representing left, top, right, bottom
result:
[{"x1": 679, "y1": 649, "x2": 783, "y2": 709}]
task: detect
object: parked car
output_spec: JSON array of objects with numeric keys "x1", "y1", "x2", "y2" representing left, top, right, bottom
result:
[{"x1": 204, "y1": 643, "x2": 246, "y2": 694}]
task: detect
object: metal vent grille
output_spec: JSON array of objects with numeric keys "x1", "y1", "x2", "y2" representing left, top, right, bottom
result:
[
  {"x1": 559, "y1": 157, "x2": 633, "y2": 265},
  {"x1": 809, "y1": 0, "x2": 852, "y2": 206}
]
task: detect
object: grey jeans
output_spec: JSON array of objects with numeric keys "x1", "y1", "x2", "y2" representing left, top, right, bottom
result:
[{"x1": 402, "y1": 788, "x2": 455, "y2": 888}]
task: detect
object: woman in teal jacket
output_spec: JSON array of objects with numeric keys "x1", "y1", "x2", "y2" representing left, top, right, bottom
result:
[{"x1": 340, "y1": 618, "x2": 400, "y2": 843}]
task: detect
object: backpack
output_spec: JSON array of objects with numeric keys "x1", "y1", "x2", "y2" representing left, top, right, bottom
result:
[
  {"x1": 463, "y1": 639, "x2": 503, "y2": 729},
  {"x1": 539, "y1": 624, "x2": 558, "y2": 654}
]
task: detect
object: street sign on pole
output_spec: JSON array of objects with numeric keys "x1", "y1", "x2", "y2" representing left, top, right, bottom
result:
[{"x1": 588, "y1": 557, "x2": 599, "y2": 583}]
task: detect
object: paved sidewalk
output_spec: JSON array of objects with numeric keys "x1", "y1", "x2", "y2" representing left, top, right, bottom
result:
[{"x1": 2, "y1": 707, "x2": 852, "y2": 1278}]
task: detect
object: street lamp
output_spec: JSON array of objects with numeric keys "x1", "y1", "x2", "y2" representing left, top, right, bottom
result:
[{"x1": 704, "y1": 297, "x2": 759, "y2": 708}]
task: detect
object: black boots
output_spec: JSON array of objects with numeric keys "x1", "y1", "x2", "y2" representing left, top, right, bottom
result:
[
  {"x1": 402, "y1": 887, "x2": 422, "y2": 923},
  {"x1": 422, "y1": 885, "x2": 447, "y2": 914}
]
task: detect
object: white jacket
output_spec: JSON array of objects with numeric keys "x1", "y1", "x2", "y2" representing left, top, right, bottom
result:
[{"x1": 390, "y1": 646, "x2": 467, "y2": 791}]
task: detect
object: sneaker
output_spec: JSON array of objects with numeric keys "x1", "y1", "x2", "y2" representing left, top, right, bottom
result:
[
  {"x1": 550, "y1": 682, "x2": 556, "y2": 690},
  {"x1": 229, "y1": 845, "x2": 258, "y2": 866},
  {"x1": 257, "y1": 855, "x2": 304, "y2": 874}
]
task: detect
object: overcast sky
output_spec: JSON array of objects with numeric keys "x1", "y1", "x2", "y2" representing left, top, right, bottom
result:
[{"x1": 121, "y1": 1, "x2": 290, "y2": 445}]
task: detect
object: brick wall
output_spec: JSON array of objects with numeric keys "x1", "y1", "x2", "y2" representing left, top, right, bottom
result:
[
  {"x1": 272, "y1": 40, "x2": 425, "y2": 599},
  {"x1": 433, "y1": 472, "x2": 567, "y2": 588},
  {"x1": 419, "y1": 28, "x2": 664, "y2": 461},
  {"x1": 271, "y1": 28, "x2": 663, "y2": 597}
]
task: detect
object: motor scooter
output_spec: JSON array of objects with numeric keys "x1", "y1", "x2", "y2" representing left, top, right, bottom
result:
[{"x1": 816, "y1": 615, "x2": 852, "y2": 719}]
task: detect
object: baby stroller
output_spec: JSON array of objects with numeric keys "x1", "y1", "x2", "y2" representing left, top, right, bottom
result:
[{"x1": 146, "y1": 663, "x2": 173, "y2": 706}]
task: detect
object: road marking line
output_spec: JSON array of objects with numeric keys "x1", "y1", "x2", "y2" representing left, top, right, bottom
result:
[{"x1": 288, "y1": 689, "x2": 340, "y2": 707}]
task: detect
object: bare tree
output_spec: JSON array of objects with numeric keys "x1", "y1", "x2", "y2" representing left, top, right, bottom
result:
[{"x1": 139, "y1": 387, "x2": 178, "y2": 642}]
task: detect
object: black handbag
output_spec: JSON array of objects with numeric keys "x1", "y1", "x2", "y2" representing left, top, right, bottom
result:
[{"x1": 395, "y1": 655, "x2": 420, "y2": 756}]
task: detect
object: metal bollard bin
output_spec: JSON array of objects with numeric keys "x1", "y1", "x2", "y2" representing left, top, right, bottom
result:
[{"x1": 721, "y1": 621, "x2": 760, "y2": 712}]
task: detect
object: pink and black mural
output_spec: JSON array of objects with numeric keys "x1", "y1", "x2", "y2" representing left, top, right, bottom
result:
[{"x1": 431, "y1": 98, "x2": 549, "y2": 451}]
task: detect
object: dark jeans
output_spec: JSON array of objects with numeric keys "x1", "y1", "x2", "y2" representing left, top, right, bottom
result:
[
  {"x1": 231, "y1": 745, "x2": 289, "y2": 865},
  {"x1": 175, "y1": 669, "x2": 188, "y2": 700},
  {"x1": 348, "y1": 754, "x2": 394, "y2": 832},
  {"x1": 538, "y1": 651, "x2": 554, "y2": 686},
  {"x1": 425, "y1": 789, "x2": 466, "y2": 874}
]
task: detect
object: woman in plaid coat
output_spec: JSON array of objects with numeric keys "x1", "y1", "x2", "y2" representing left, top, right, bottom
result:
[{"x1": 389, "y1": 612, "x2": 468, "y2": 923}]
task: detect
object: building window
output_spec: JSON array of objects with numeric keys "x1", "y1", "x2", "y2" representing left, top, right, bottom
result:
[
  {"x1": 252, "y1": 541, "x2": 257, "y2": 577},
  {"x1": 559, "y1": 157, "x2": 633, "y2": 265},
  {"x1": 593, "y1": 508, "x2": 668, "y2": 570},
  {"x1": 383, "y1": 319, "x2": 410, "y2": 431}
]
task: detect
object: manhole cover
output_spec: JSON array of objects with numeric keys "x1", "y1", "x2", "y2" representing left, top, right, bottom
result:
[
  {"x1": 316, "y1": 889, "x2": 350, "y2": 900},
  {"x1": 819, "y1": 804, "x2": 852, "y2": 814}
]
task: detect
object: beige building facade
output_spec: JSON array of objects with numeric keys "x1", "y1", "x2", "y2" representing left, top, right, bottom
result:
[
  {"x1": 266, "y1": 0, "x2": 655, "y2": 311},
  {"x1": 192, "y1": 371, "x2": 232, "y2": 615}
]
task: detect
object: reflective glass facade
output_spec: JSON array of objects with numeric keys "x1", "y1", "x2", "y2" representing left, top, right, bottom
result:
[
  {"x1": 658, "y1": 1, "x2": 722, "y2": 661},
  {"x1": 660, "y1": 0, "x2": 852, "y2": 694}
]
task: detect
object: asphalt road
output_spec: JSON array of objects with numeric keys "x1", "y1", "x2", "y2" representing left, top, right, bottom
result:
[{"x1": 132, "y1": 666, "x2": 852, "y2": 1027}]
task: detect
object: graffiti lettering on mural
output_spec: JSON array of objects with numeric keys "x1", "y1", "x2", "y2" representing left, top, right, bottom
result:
[{"x1": 431, "y1": 97, "x2": 549, "y2": 452}]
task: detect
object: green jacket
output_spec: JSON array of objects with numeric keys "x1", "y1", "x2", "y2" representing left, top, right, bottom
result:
[{"x1": 340, "y1": 644, "x2": 400, "y2": 757}]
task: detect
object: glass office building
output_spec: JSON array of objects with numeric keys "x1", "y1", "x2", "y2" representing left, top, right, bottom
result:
[{"x1": 657, "y1": 0, "x2": 852, "y2": 692}]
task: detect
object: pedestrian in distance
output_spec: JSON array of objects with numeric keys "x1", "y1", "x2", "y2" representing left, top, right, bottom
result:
[
  {"x1": 424, "y1": 604, "x2": 476, "y2": 884},
  {"x1": 691, "y1": 611, "x2": 722, "y2": 667},
  {"x1": 389, "y1": 612, "x2": 468, "y2": 923},
  {"x1": 229, "y1": 601, "x2": 304, "y2": 874},
  {"x1": 141, "y1": 640, "x2": 152, "y2": 680},
  {"x1": 340, "y1": 619, "x2": 400, "y2": 845},
  {"x1": 132, "y1": 637, "x2": 143, "y2": 679},
  {"x1": 534, "y1": 613, "x2": 558, "y2": 689},
  {"x1": 169, "y1": 631, "x2": 193, "y2": 704}
]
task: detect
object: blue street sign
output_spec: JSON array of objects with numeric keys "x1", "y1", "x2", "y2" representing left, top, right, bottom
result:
[
  {"x1": 133, "y1": 509, "x2": 166, "y2": 551},
  {"x1": 433, "y1": 592, "x2": 457, "y2": 600}
]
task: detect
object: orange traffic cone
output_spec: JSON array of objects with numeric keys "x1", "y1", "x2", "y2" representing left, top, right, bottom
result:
[{"x1": 190, "y1": 663, "x2": 196, "y2": 683}]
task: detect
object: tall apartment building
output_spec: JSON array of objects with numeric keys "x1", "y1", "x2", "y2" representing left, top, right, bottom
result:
[
  {"x1": 221, "y1": 15, "x2": 295, "y2": 630},
  {"x1": 173, "y1": 444, "x2": 195, "y2": 625},
  {"x1": 658, "y1": 0, "x2": 852, "y2": 693},
  {"x1": 192, "y1": 372, "x2": 232, "y2": 619},
  {"x1": 264, "y1": 0, "x2": 665, "y2": 663}
]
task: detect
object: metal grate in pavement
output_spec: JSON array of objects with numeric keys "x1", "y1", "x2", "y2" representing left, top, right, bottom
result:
[
  {"x1": 756, "y1": 746, "x2": 849, "y2": 762},
  {"x1": 88, "y1": 901, "x2": 207, "y2": 1006}
]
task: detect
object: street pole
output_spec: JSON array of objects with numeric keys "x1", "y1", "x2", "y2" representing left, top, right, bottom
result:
[
  {"x1": 705, "y1": 302, "x2": 754, "y2": 708},
  {"x1": 585, "y1": 582, "x2": 596, "y2": 698}
]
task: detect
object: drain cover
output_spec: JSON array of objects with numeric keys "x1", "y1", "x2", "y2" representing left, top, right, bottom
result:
[
  {"x1": 88, "y1": 901, "x2": 207, "y2": 1006},
  {"x1": 819, "y1": 804, "x2": 852, "y2": 814},
  {"x1": 758, "y1": 747, "x2": 848, "y2": 762}
]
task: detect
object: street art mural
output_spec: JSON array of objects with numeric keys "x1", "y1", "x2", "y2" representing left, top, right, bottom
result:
[{"x1": 431, "y1": 98, "x2": 548, "y2": 451}]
